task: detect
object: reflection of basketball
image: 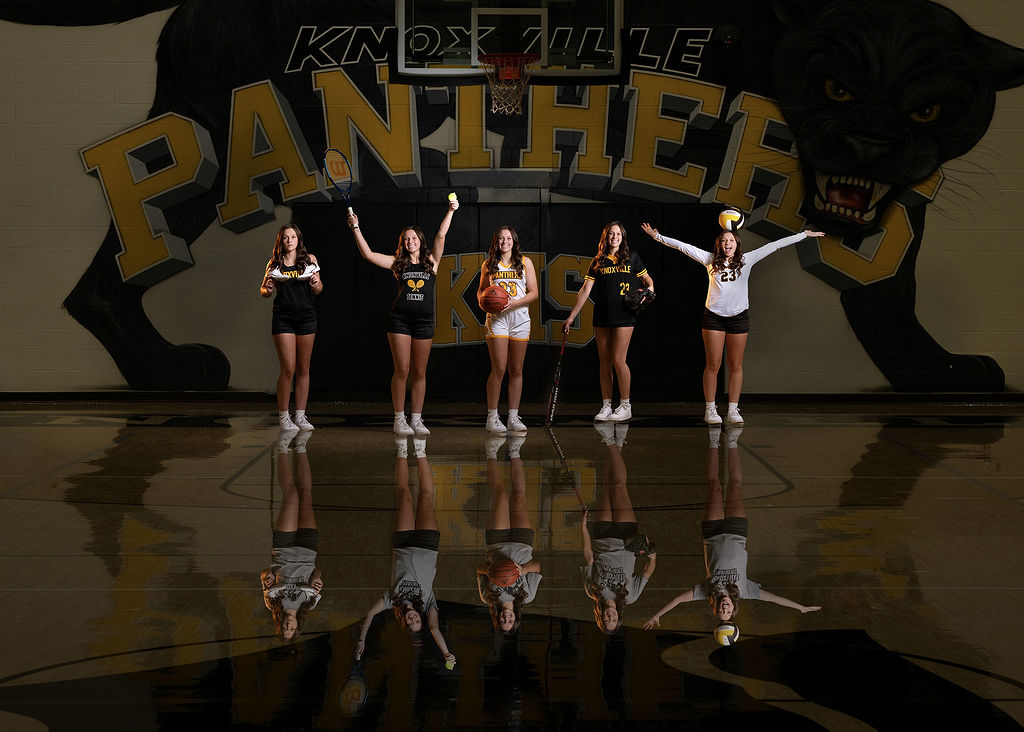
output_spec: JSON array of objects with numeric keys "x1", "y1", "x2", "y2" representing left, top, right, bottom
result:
[
  {"x1": 714, "y1": 623, "x2": 740, "y2": 645},
  {"x1": 481, "y1": 285, "x2": 510, "y2": 314},
  {"x1": 487, "y1": 558, "x2": 520, "y2": 587}
]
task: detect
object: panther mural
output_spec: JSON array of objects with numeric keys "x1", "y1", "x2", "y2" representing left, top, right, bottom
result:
[{"x1": 2, "y1": 0, "x2": 1022, "y2": 392}]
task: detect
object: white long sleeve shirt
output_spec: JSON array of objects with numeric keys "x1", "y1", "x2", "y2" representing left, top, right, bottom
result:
[{"x1": 657, "y1": 232, "x2": 807, "y2": 316}]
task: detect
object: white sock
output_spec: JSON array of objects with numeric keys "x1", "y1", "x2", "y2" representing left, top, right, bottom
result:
[
  {"x1": 279, "y1": 411, "x2": 290, "y2": 421},
  {"x1": 705, "y1": 402, "x2": 716, "y2": 409},
  {"x1": 728, "y1": 402, "x2": 739, "y2": 411},
  {"x1": 395, "y1": 411, "x2": 405, "y2": 418},
  {"x1": 619, "y1": 399, "x2": 630, "y2": 407},
  {"x1": 508, "y1": 408, "x2": 519, "y2": 419},
  {"x1": 410, "y1": 412, "x2": 422, "y2": 421},
  {"x1": 603, "y1": 399, "x2": 612, "y2": 408},
  {"x1": 488, "y1": 408, "x2": 498, "y2": 418},
  {"x1": 295, "y1": 410, "x2": 306, "y2": 419}
]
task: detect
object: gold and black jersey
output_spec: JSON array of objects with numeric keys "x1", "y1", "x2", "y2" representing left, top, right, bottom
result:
[{"x1": 584, "y1": 251, "x2": 648, "y2": 327}]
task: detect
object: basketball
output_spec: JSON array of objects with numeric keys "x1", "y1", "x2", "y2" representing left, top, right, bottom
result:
[
  {"x1": 718, "y1": 208, "x2": 745, "y2": 232},
  {"x1": 487, "y1": 558, "x2": 520, "y2": 587},
  {"x1": 714, "y1": 622, "x2": 740, "y2": 645},
  {"x1": 480, "y1": 285, "x2": 510, "y2": 314}
]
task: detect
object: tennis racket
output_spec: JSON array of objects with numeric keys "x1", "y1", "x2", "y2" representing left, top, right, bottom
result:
[
  {"x1": 545, "y1": 333, "x2": 567, "y2": 427},
  {"x1": 323, "y1": 148, "x2": 354, "y2": 214},
  {"x1": 339, "y1": 657, "x2": 368, "y2": 716}
]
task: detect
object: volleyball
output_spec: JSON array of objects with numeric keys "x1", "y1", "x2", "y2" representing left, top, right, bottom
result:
[
  {"x1": 714, "y1": 622, "x2": 740, "y2": 645},
  {"x1": 718, "y1": 208, "x2": 745, "y2": 232}
]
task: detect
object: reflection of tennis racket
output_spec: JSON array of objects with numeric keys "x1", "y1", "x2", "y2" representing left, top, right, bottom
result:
[
  {"x1": 323, "y1": 148, "x2": 354, "y2": 214},
  {"x1": 339, "y1": 658, "x2": 368, "y2": 716},
  {"x1": 546, "y1": 426, "x2": 585, "y2": 510},
  {"x1": 545, "y1": 333, "x2": 567, "y2": 427}
]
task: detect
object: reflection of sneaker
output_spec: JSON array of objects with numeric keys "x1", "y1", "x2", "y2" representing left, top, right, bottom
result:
[
  {"x1": 725, "y1": 424, "x2": 743, "y2": 448},
  {"x1": 413, "y1": 438, "x2": 427, "y2": 458},
  {"x1": 280, "y1": 414, "x2": 299, "y2": 432},
  {"x1": 293, "y1": 413, "x2": 315, "y2": 431},
  {"x1": 594, "y1": 422, "x2": 616, "y2": 445},
  {"x1": 507, "y1": 413, "x2": 528, "y2": 434},
  {"x1": 614, "y1": 422, "x2": 629, "y2": 448},
  {"x1": 708, "y1": 425, "x2": 722, "y2": 448},
  {"x1": 277, "y1": 429, "x2": 296, "y2": 452},
  {"x1": 485, "y1": 435, "x2": 506, "y2": 460},
  {"x1": 409, "y1": 416, "x2": 431, "y2": 435},
  {"x1": 609, "y1": 402, "x2": 632, "y2": 422},
  {"x1": 507, "y1": 434, "x2": 526, "y2": 459},
  {"x1": 293, "y1": 430, "x2": 312, "y2": 453},
  {"x1": 393, "y1": 414, "x2": 415, "y2": 436},
  {"x1": 726, "y1": 406, "x2": 744, "y2": 425},
  {"x1": 594, "y1": 403, "x2": 613, "y2": 421},
  {"x1": 486, "y1": 413, "x2": 507, "y2": 434},
  {"x1": 394, "y1": 436, "x2": 409, "y2": 458},
  {"x1": 704, "y1": 405, "x2": 722, "y2": 425}
]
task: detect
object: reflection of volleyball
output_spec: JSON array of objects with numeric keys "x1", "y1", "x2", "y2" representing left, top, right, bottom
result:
[
  {"x1": 714, "y1": 623, "x2": 740, "y2": 645},
  {"x1": 487, "y1": 558, "x2": 520, "y2": 588},
  {"x1": 718, "y1": 208, "x2": 745, "y2": 232}
]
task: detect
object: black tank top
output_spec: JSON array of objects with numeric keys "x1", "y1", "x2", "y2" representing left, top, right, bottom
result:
[
  {"x1": 392, "y1": 264, "x2": 435, "y2": 317},
  {"x1": 272, "y1": 264, "x2": 316, "y2": 319}
]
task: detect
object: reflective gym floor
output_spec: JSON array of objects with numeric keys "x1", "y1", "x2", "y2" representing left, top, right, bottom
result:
[{"x1": 1, "y1": 401, "x2": 1022, "y2": 731}]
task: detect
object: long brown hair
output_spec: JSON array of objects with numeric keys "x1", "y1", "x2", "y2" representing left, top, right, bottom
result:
[
  {"x1": 589, "y1": 221, "x2": 631, "y2": 275},
  {"x1": 392, "y1": 225, "x2": 432, "y2": 277},
  {"x1": 711, "y1": 231, "x2": 744, "y2": 276},
  {"x1": 587, "y1": 580, "x2": 629, "y2": 635},
  {"x1": 270, "y1": 224, "x2": 311, "y2": 269},
  {"x1": 484, "y1": 225, "x2": 524, "y2": 278},
  {"x1": 710, "y1": 582, "x2": 741, "y2": 620},
  {"x1": 266, "y1": 594, "x2": 319, "y2": 643},
  {"x1": 478, "y1": 573, "x2": 527, "y2": 636}
]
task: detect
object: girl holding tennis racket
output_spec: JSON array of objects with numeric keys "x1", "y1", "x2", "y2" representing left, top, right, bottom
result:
[
  {"x1": 260, "y1": 224, "x2": 323, "y2": 432},
  {"x1": 347, "y1": 198, "x2": 458, "y2": 435},
  {"x1": 477, "y1": 225, "x2": 539, "y2": 434},
  {"x1": 562, "y1": 222, "x2": 654, "y2": 422}
]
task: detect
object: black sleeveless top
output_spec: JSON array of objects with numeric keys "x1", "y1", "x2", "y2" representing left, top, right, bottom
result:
[
  {"x1": 392, "y1": 264, "x2": 435, "y2": 317},
  {"x1": 272, "y1": 264, "x2": 316, "y2": 320}
]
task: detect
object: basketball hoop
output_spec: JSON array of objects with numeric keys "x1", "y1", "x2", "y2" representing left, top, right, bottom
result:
[{"x1": 478, "y1": 53, "x2": 540, "y2": 115}]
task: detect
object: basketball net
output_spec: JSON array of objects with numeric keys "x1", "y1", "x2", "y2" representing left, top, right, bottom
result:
[{"x1": 478, "y1": 53, "x2": 540, "y2": 115}]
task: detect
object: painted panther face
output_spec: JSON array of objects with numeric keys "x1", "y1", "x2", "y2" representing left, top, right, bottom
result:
[{"x1": 768, "y1": 0, "x2": 1024, "y2": 239}]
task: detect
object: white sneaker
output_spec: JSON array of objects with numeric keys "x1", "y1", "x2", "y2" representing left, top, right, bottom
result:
[
  {"x1": 413, "y1": 438, "x2": 427, "y2": 458},
  {"x1": 594, "y1": 422, "x2": 616, "y2": 445},
  {"x1": 614, "y1": 422, "x2": 629, "y2": 447},
  {"x1": 393, "y1": 414, "x2": 415, "y2": 436},
  {"x1": 609, "y1": 403, "x2": 632, "y2": 422},
  {"x1": 293, "y1": 430, "x2": 312, "y2": 452},
  {"x1": 485, "y1": 436, "x2": 506, "y2": 459},
  {"x1": 507, "y1": 434, "x2": 526, "y2": 459},
  {"x1": 277, "y1": 429, "x2": 296, "y2": 452},
  {"x1": 409, "y1": 416, "x2": 431, "y2": 435},
  {"x1": 395, "y1": 436, "x2": 409, "y2": 458},
  {"x1": 708, "y1": 425, "x2": 722, "y2": 448},
  {"x1": 293, "y1": 414, "x2": 315, "y2": 431},
  {"x1": 507, "y1": 414, "x2": 528, "y2": 434},
  {"x1": 486, "y1": 413, "x2": 507, "y2": 434},
  {"x1": 704, "y1": 405, "x2": 722, "y2": 425},
  {"x1": 725, "y1": 424, "x2": 743, "y2": 448},
  {"x1": 279, "y1": 414, "x2": 299, "y2": 432},
  {"x1": 726, "y1": 407, "x2": 744, "y2": 425},
  {"x1": 594, "y1": 404, "x2": 613, "y2": 421}
]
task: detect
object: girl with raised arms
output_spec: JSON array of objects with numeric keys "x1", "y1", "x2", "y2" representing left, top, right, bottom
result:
[
  {"x1": 562, "y1": 221, "x2": 655, "y2": 422},
  {"x1": 641, "y1": 222, "x2": 823, "y2": 424},
  {"x1": 347, "y1": 199, "x2": 458, "y2": 435},
  {"x1": 477, "y1": 225, "x2": 539, "y2": 434}
]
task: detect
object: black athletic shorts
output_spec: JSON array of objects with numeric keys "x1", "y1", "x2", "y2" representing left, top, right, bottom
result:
[
  {"x1": 272, "y1": 528, "x2": 319, "y2": 550},
  {"x1": 593, "y1": 520, "x2": 639, "y2": 541},
  {"x1": 272, "y1": 312, "x2": 317, "y2": 336},
  {"x1": 701, "y1": 517, "x2": 749, "y2": 539},
  {"x1": 485, "y1": 528, "x2": 535, "y2": 545},
  {"x1": 387, "y1": 312, "x2": 434, "y2": 339},
  {"x1": 393, "y1": 529, "x2": 441, "y2": 550},
  {"x1": 702, "y1": 307, "x2": 749, "y2": 334}
]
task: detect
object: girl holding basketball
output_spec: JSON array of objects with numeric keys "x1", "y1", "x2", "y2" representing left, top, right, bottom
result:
[
  {"x1": 354, "y1": 442, "x2": 457, "y2": 666},
  {"x1": 477, "y1": 225, "x2": 539, "y2": 434},
  {"x1": 562, "y1": 222, "x2": 654, "y2": 422},
  {"x1": 640, "y1": 222, "x2": 824, "y2": 424},
  {"x1": 261, "y1": 224, "x2": 323, "y2": 432},
  {"x1": 347, "y1": 198, "x2": 458, "y2": 435},
  {"x1": 641, "y1": 425, "x2": 820, "y2": 631},
  {"x1": 476, "y1": 435, "x2": 542, "y2": 635}
]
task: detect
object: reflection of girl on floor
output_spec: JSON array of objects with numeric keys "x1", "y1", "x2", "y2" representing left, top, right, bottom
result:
[
  {"x1": 643, "y1": 427, "x2": 820, "y2": 629},
  {"x1": 581, "y1": 433, "x2": 656, "y2": 634},
  {"x1": 476, "y1": 437, "x2": 542, "y2": 635},
  {"x1": 355, "y1": 442, "x2": 456, "y2": 666},
  {"x1": 261, "y1": 433, "x2": 322, "y2": 641}
]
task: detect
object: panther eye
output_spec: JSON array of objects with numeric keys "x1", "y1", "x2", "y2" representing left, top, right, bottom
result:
[
  {"x1": 824, "y1": 78, "x2": 854, "y2": 102},
  {"x1": 909, "y1": 103, "x2": 941, "y2": 123}
]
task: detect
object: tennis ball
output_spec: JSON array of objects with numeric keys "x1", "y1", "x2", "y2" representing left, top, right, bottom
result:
[{"x1": 448, "y1": 192, "x2": 458, "y2": 202}]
